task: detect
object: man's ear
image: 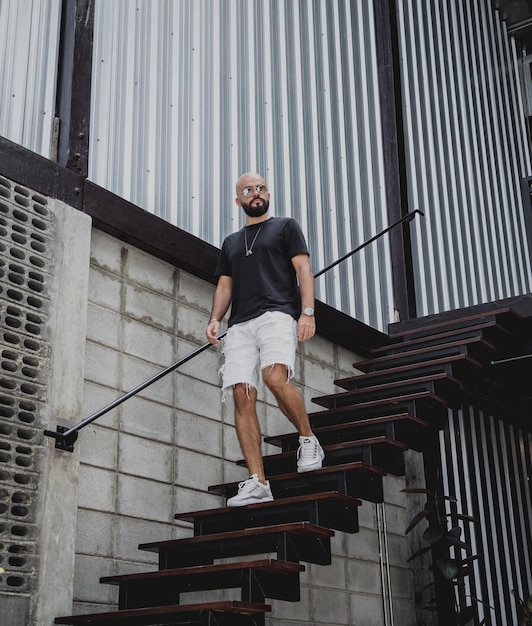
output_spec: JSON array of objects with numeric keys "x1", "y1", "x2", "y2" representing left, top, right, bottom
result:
[{"x1": 235, "y1": 197, "x2": 242, "y2": 207}]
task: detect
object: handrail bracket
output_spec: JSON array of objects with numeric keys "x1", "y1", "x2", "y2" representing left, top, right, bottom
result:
[{"x1": 44, "y1": 425, "x2": 79, "y2": 452}]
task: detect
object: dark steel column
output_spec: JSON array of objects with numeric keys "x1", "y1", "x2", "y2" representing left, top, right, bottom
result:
[
  {"x1": 55, "y1": 0, "x2": 95, "y2": 175},
  {"x1": 373, "y1": 0, "x2": 417, "y2": 323}
]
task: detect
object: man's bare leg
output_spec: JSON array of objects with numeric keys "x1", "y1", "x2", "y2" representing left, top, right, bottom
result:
[
  {"x1": 233, "y1": 383, "x2": 267, "y2": 484},
  {"x1": 262, "y1": 364, "x2": 314, "y2": 436}
]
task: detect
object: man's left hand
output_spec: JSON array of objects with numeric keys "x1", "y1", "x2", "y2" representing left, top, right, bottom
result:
[{"x1": 297, "y1": 314, "x2": 316, "y2": 342}]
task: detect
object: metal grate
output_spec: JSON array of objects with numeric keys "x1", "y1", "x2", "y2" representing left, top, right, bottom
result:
[
  {"x1": 440, "y1": 407, "x2": 532, "y2": 624},
  {"x1": 0, "y1": 176, "x2": 53, "y2": 596}
]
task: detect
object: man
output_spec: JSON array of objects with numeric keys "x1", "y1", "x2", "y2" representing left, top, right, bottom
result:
[{"x1": 206, "y1": 172, "x2": 324, "y2": 507}]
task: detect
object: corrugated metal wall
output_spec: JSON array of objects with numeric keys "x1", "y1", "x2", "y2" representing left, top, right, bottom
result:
[
  {"x1": 396, "y1": 1, "x2": 532, "y2": 317},
  {"x1": 89, "y1": 0, "x2": 395, "y2": 330},
  {"x1": 0, "y1": 0, "x2": 61, "y2": 157},
  {"x1": 1, "y1": 1, "x2": 532, "y2": 330}
]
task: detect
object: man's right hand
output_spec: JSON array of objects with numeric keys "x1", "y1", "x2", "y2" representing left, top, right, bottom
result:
[{"x1": 206, "y1": 319, "x2": 221, "y2": 344}]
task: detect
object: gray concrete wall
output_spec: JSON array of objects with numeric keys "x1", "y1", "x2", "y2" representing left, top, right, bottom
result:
[
  {"x1": 33, "y1": 201, "x2": 92, "y2": 626},
  {"x1": 69, "y1": 228, "x2": 417, "y2": 625}
]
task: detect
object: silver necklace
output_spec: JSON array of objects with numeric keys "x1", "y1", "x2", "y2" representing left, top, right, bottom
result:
[{"x1": 244, "y1": 224, "x2": 264, "y2": 256}]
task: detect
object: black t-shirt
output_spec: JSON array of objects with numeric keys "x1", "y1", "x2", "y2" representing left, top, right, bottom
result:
[{"x1": 215, "y1": 217, "x2": 310, "y2": 327}]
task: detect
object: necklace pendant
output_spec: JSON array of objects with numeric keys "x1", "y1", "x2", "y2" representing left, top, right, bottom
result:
[{"x1": 244, "y1": 222, "x2": 263, "y2": 257}]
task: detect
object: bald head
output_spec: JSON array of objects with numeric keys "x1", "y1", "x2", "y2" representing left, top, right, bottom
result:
[{"x1": 235, "y1": 172, "x2": 267, "y2": 195}]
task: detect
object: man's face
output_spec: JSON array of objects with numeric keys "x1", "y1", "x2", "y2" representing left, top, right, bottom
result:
[{"x1": 236, "y1": 177, "x2": 270, "y2": 217}]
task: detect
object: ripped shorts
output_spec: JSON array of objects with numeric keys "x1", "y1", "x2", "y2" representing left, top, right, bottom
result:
[{"x1": 220, "y1": 311, "x2": 297, "y2": 399}]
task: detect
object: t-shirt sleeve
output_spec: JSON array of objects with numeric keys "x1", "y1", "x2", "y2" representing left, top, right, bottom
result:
[
  {"x1": 215, "y1": 241, "x2": 232, "y2": 277},
  {"x1": 286, "y1": 218, "x2": 310, "y2": 258}
]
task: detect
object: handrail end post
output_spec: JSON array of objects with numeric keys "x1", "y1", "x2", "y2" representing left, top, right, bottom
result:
[{"x1": 43, "y1": 425, "x2": 78, "y2": 452}]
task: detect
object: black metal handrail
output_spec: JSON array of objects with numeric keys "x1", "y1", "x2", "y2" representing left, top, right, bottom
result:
[{"x1": 44, "y1": 209, "x2": 423, "y2": 451}]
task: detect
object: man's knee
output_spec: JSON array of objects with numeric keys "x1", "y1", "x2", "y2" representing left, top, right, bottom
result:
[
  {"x1": 262, "y1": 364, "x2": 290, "y2": 392},
  {"x1": 233, "y1": 382, "x2": 257, "y2": 405}
]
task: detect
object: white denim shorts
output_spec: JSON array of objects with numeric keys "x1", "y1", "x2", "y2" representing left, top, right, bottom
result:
[{"x1": 220, "y1": 311, "x2": 297, "y2": 398}]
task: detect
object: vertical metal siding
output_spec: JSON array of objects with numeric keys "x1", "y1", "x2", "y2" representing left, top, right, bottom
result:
[
  {"x1": 2, "y1": 1, "x2": 532, "y2": 329},
  {"x1": 396, "y1": 1, "x2": 532, "y2": 318},
  {"x1": 0, "y1": 0, "x2": 61, "y2": 158},
  {"x1": 89, "y1": 0, "x2": 394, "y2": 330},
  {"x1": 441, "y1": 408, "x2": 532, "y2": 624}
]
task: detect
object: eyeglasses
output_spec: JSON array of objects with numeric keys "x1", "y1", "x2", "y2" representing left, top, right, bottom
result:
[{"x1": 240, "y1": 184, "x2": 268, "y2": 198}]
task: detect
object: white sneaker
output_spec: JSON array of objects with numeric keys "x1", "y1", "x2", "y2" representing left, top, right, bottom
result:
[
  {"x1": 297, "y1": 436, "x2": 325, "y2": 473},
  {"x1": 226, "y1": 474, "x2": 274, "y2": 507}
]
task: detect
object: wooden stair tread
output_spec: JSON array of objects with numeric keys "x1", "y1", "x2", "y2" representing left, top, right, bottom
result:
[
  {"x1": 335, "y1": 354, "x2": 481, "y2": 388},
  {"x1": 139, "y1": 522, "x2": 334, "y2": 552},
  {"x1": 140, "y1": 521, "x2": 335, "y2": 567},
  {"x1": 174, "y1": 491, "x2": 360, "y2": 522},
  {"x1": 387, "y1": 307, "x2": 520, "y2": 339},
  {"x1": 310, "y1": 412, "x2": 429, "y2": 428},
  {"x1": 175, "y1": 491, "x2": 361, "y2": 535},
  {"x1": 267, "y1": 460, "x2": 386, "y2": 479},
  {"x1": 54, "y1": 601, "x2": 271, "y2": 624},
  {"x1": 316, "y1": 435, "x2": 406, "y2": 449},
  {"x1": 101, "y1": 558, "x2": 304, "y2": 585},
  {"x1": 238, "y1": 437, "x2": 407, "y2": 467},
  {"x1": 309, "y1": 393, "x2": 443, "y2": 421},
  {"x1": 312, "y1": 372, "x2": 460, "y2": 407},
  {"x1": 309, "y1": 389, "x2": 447, "y2": 414},
  {"x1": 264, "y1": 414, "x2": 429, "y2": 448},
  {"x1": 371, "y1": 321, "x2": 509, "y2": 355},
  {"x1": 353, "y1": 336, "x2": 495, "y2": 371},
  {"x1": 208, "y1": 463, "x2": 386, "y2": 505},
  {"x1": 208, "y1": 461, "x2": 386, "y2": 498}
]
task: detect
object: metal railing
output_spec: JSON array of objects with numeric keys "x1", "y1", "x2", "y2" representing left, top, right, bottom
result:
[{"x1": 44, "y1": 209, "x2": 423, "y2": 451}]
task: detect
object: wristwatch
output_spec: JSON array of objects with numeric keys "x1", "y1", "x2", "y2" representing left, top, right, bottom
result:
[{"x1": 302, "y1": 307, "x2": 315, "y2": 316}]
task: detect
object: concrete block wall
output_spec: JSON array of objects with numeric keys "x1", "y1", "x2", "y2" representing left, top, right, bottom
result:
[
  {"x1": 71, "y1": 227, "x2": 417, "y2": 624},
  {"x1": 0, "y1": 175, "x2": 92, "y2": 626}
]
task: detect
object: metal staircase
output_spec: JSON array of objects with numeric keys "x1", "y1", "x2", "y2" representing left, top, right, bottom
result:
[{"x1": 54, "y1": 307, "x2": 527, "y2": 625}]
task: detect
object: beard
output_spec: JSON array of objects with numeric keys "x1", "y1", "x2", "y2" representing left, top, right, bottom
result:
[{"x1": 242, "y1": 198, "x2": 270, "y2": 217}]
